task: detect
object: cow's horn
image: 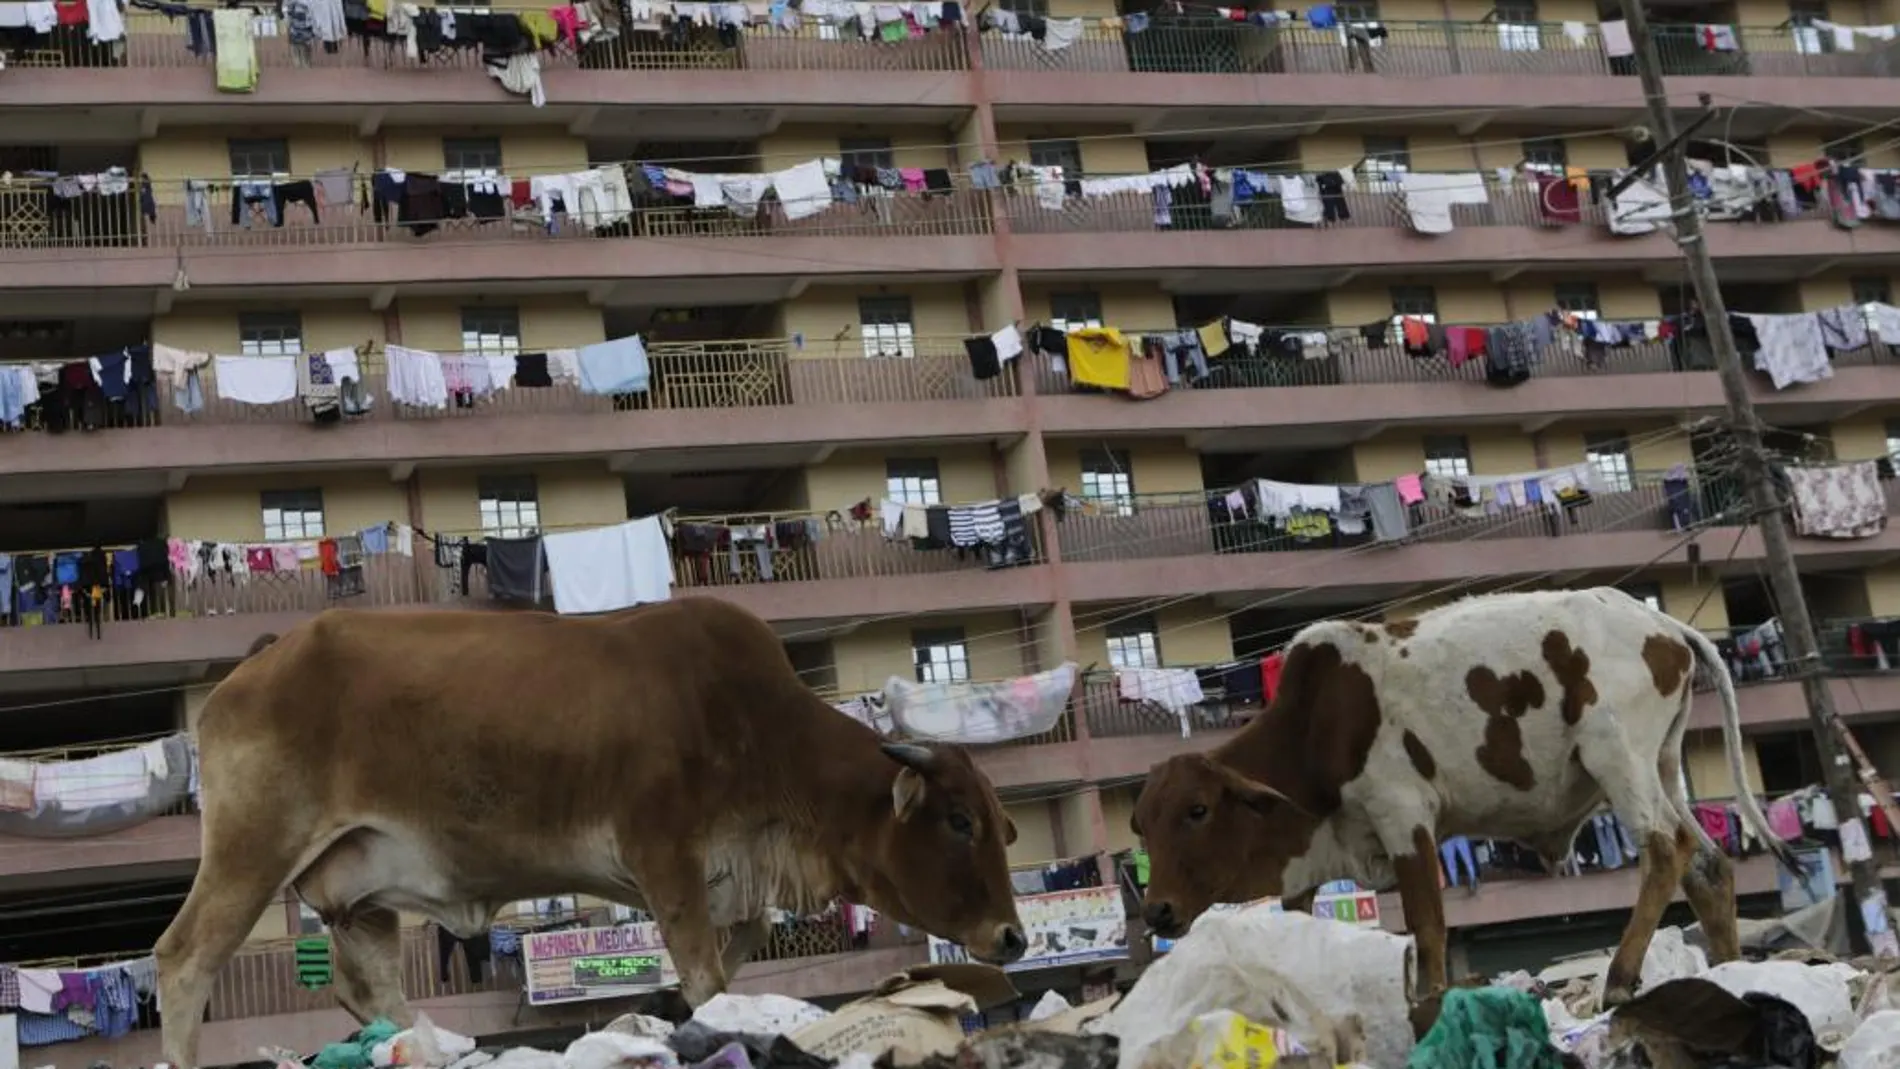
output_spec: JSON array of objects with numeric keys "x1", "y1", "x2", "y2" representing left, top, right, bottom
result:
[{"x1": 880, "y1": 743, "x2": 937, "y2": 772}]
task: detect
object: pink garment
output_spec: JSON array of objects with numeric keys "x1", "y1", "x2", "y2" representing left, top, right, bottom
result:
[
  {"x1": 1446, "y1": 329, "x2": 1471, "y2": 368},
  {"x1": 550, "y1": 4, "x2": 581, "y2": 45},
  {"x1": 1766, "y1": 797, "x2": 1802, "y2": 841},
  {"x1": 271, "y1": 545, "x2": 300, "y2": 573},
  {"x1": 899, "y1": 167, "x2": 926, "y2": 193},
  {"x1": 167, "y1": 538, "x2": 194, "y2": 576},
  {"x1": 1395, "y1": 473, "x2": 1424, "y2": 504}
]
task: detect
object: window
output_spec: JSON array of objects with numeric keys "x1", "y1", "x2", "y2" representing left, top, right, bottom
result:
[
  {"x1": 1337, "y1": 1, "x2": 1383, "y2": 47},
  {"x1": 1388, "y1": 285, "x2": 1438, "y2": 342},
  {"x1": 1555, "y1": 283, "x2": 1601, "y2": 321},
  {"x1": 1080, "y1": 447, "x2": 1135, "y2": 515},
  {"x1": 839, "y1": 138, "x2": 895, "y2": 172},
  {"x1": 1853, "y1": 277, "x2": 1892, "y2": 305},
  {"x1": 1584, "y1": 431, "x2": 1635, "y2": 493},
  {"x1": 1106, "y1": 616, "x2": 1161, "y2": 669},
  {"x1": 1790, "y1": 0, "x2": 1831, "y2": 54},
  {"x1": 1422, "y1": 435, "x2": 1471, "y2": 478},
  {"x1": 238, "y1": 311, "x2": 304, "y2": 356},
  {"x1": 443, "y1": 137, "x2": 503, "y2": 172},
  {"x1": 1361, "y1": 137, "x2": 1411, "y2": 182},
  {"x1": 478, "y1": 475, "x2": 541, "y2": 538},
  {"x1": 1494, "y1": 1, "x2": 1540, "y2": 50},
  {"x1": 912, "y1": 628, "x2": 972, "y2": 684},
  {"x1": 1619, "y1": 583, "x2": 1663, "y2": 613},
  {"x1": 261, "y1": 489, "x2": 325, "y2": 541},
  {"x1": 997, "y1": 0, "x2": 1048, "y2": 13},
  {"x1": 228, "y1": 138, "x2": 290, "y2": 177},
  {"x1": 1050, "y1": 292, "x2": 1104, "y2": 332},
  {"x1": 885, "y1": 459, "x2": 943, "y2": 505},
  {"x1": 518, "y1": 896, "x2": 579, "y2": 921},
  {"x1": 1884, "y1": 419, "x2": 1900, "y2": 461},
  {"x1": 461, "y1": 306, "x2": 521, "y2": 356},
  {"x1": 1522, "y1": 137, "x2": 1568, "y2": 176},
  {"x1": 859, "y1": 296, "x2": 915, "y2": 359},
  {"x1": 1028, "y1": 138, "x2": 1084, "y2": 178},
  {"x1": 1826, "y1": 136, "x2": 1863, "y2": 164}
]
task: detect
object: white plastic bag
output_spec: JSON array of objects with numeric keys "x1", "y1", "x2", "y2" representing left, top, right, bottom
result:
[
  {"x1": 690, "y1": 992, "x2": 829, "y2": 1036},
  {"x1": 1028, "y1": 990, "x2": 1072, "y2": 1022},
  {"x1": 1591, "y1": 926, "x2": 1706, "y2": 996},
  {"x1": 561, "y1": 1031, "x2": 680, "y2": 1069},
  {"x1": 1839, "y1": 1009, "x2": 1900, "y2": 1069},
  {"x1": 1701, "y1": 960, "x2": 1862, "y2": 1051},
  {"x1": 372, "y1": 1013, "x2": 477, "y2": 1067}
]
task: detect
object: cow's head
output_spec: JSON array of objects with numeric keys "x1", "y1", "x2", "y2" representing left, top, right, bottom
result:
[
  {"x1": 870, "y1": 742, "x2": 1026, "y2": 966},
  {"x1": 1131, "y1": 752, "x2": 1319, "y2": 938}
]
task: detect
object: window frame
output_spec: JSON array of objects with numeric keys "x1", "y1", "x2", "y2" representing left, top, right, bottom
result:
[
  {"x1": 228, "y1": 137, "x2": 291, "y2": 177},
  {"x1": 1388, "y1": 285, "x2": 1439, "y2": 343},
  {"x1": 1852, "y1": 277, "x2": 1892, "y2": 306},
  {"x1": 261, "y1": 488, "x2": 326, "y2": 541},
  {"x1": 1361, "y1": 136, "x2": 1411, "y2": 183},
  {"x1": 1521, "y1": 137, "x2": 1568, "y2": 176},
  {"x1": 1583, "y1": 430, "x2": 1635, "y2": 493},
  {"x1": 1027, "y1": 138, "x2": 1084, "y2": 178},
  {"x1": 1554, "y1": 282, "x2": 1602, "y2": 321},
  {"x1": 443, "y1": 136, "x2": 504, "y2": 172},
  {"x1": 1049, "y1": 292, "x2": 1104, "y2": 332},
  {"x1": 885, "y1": 458, "x2": 944, "y2": 506},
  {"x1": 1422, "y1": 434, "x2": 1472, "y2": 479},
  {"x1": 1790, "y1": 0, "x2": 1833, "y2": 55},
  {"x1": 461, "y1": 306, "x2": 522, "y2": 356},
  {"x1": 858, "y1": 295, "x2": 916, "y2": 359},
  {"x1": 477, "y1": 475, "x2": 542, "y2": 539},
  {"x1": 839, "y1": 137, "x2": 896, "y2": 172},
  {"x1": 1079, "y1": 446, "x2": 1135, "y2": 516},
  {"x1": 238, "y1": 311, "x2": 305, "y2": 357},
  {"x1": 1106, "y1": 615, "x2": 1162, "y2": 670},
  {"x1": 1494, "y1": 1, "x2": 1540, "y2": 50},
  {"x1": 912, "y1": 627, "x2": 973, "y2": 685}
]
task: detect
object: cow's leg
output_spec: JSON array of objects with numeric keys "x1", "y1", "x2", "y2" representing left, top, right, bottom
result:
[
  {"x1": 720, "y1": 916, "x2": 772, "y2": 979},
  {"x1": 156, "y1": 833, "x2": 304, "y2": 1068},
  {"x1": 1577, "y1": 727, "x2": 1688, "y2": 1007},
  {"x1": 1387, "y1": 824, "x2": 1450, "y2": 1001},
  {"x1": 624, "y1": 849, "x2": 725, "y2": 1006},
  {"x1": 330, "y1": 907, "x2": 414, "y2": 1027},
  {"x1": 1678, "y1": 827, "x2": 1742, "y2": 963}
]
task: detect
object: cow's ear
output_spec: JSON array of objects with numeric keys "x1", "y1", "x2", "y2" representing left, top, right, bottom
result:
[
  {"x1": 892, "y1": 767, "x2": 929, "y2": 821},
  {"x1": 1004, "y1": 816, "x2": 1019, "y2": 846},
  {"x1": 1214, "y1": 765, "x2": 1300, "y2": 816}
]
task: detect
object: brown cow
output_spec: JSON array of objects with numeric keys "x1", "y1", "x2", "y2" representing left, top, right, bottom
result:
[
  {"x1": 156, "y1": 598, "x2": 1026, "y2": 1069},
  {"x1": 1132, "y1": 588, "x2": 1793, "y2": 1009}
]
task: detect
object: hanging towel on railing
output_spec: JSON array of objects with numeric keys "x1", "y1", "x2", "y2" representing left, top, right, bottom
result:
[
  {"x1": 1785, "y1": 461, "x2": 1886, "y2": 539},
  {"x1": 576, "y1": 335, "x2": 651, "y2": 395},
  {"x1": 212, "y1": 8, "x2": 259, "y2": 92},
  {"x1": 1116, "y1": 667, "x2": 1204, "y2": 738},
  {"x1": 883, "y1": 662, "x2": 1079, "y2": 745}
]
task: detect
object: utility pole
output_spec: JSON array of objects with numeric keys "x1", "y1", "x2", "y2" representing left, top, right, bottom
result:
[{"x1": 1617, "y1": 0, "x2": 1896, "y2": 956}]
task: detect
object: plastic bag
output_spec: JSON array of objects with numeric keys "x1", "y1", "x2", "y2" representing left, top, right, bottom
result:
[
  {"x1": 562, "y1": 1031, "x2": 681, "y2": 1069},
  {"x1": 1839, "y1": 1010, "x2": 1900, "y2": 1069},
  {"x1": 373, "y1": 1013, "x2": 476, "y2": 1067},
  {"x1": 1141, "y1": 1011, "x2": 1327, "y2": 1069},
  {"x1": 690, "y1": 992, "x2": 829, "y2": 1036},
  {"x1": 1701, "y1": 960, "x2": 1860, "y2": 1051}
]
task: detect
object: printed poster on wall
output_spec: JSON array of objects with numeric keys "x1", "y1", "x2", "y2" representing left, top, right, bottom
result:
[
  {"x1": 928, "y1": 885, "x2": 1129, "y2": 972},
  {"x1": 523, "y1": 923, "x2": 678, "y2": 1006}
]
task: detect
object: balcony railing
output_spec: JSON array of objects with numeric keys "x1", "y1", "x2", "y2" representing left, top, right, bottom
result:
[
  {"x1": 0, "y1": 179, "x2": 990, "y2": 253},
  {"x1": 17, "y1": 12, "x2": 969, "y2": 73},
  {"x1": 1032, "y1": 320, "x2": 1900, "y2": 396},
  {"x1": 0, "y1": 338, "x2": 1013, "y2": 435},
  {"x1": 978, "y1": 17, "x2": 1899, "y2": 79},
  {"x1": 1077, "y1": 668, "x2": 1258, "y2": 739},
  {"x1": 662, "y1": 505, "x2": 1045, "y2": 591},
  {"x1": 0, "y1": 735, "x2": 198, "y2": 817},
  {"x1": 1004, "y1": 168, "x2": 1829, "y2": 238}
]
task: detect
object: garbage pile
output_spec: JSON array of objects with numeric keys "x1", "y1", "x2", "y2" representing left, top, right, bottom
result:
[{"x1": 278, "y1": 910, "x2": 1900, "y2": 1069}]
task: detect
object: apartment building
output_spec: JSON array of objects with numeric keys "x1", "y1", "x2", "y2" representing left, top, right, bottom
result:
[{"x1": 6, "y1": 0, "x2": 1900, "y2": 1059}]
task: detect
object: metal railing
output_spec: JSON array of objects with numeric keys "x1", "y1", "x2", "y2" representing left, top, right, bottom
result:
[
  {"x1": 0, "y1": 179, "x2": 990, "y2": 252},
  {"x1": 0, "y1": 735, "x2": 198, "y2": 817},
  {"x1": 1032, "y1": 320, "x2": 1900, "y2": 396},
  {"x1": 16, "y1": 12, "x2": 969, "y2": 72},
  {"x1": 665, "y1": 505, "x2": 1044, "y2": 590},
  {"x1": 978, "y1": 17, "x2": 1899, "y2": 79},
  {"x1": 0, "y1": 338, "x2": 1014, "y2": 433}
]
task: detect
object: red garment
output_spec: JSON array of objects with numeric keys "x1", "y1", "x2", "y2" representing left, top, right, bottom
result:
[
  {"x1": 550, "y1": 4, "x2": 582, "y2": 47},
  {"x1": 1851, "y1": 624, "x2": 1874, "y2": 659},
  {"x1": 509, "y1": 179, "x2": 534, "y2": 209},
  {"x1": 1446, "y1": 327, "x2": 1488, "y2": 368},
  {"x1": 1791, "y1": 161, "x2": 1824, "y2": 192},
  {"x1": 54, "y1": 0, "x2": 86, "y2": 24},
  {"x1": 1873, "y1": 804, "x2": 1892, "y2": 839},
  {"x1": 319, "y1": 539, "x2": 340, "y2": 576},
  {"x1": 1261, "y1": 651, "x2": 1286, "y2": 703},
  {"x1": 1535, "y1": 173, "x2": 1581, "y2": 224}
]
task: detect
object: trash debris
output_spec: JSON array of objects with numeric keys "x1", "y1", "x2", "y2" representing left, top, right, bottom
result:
[
  {"x1": 313, "y1": 1018, "x2": 405, "y2": 1069},
  {"x1": 562, "y1": 1030, "x2": 680, "y2": 1069},
  {"x1": 691, "y1": 993, "x2": 829, "y2": 1037},
  {"x1": 1838, "y1": 1009, "x2": 1900, "y2": 1069},
  {"x1": 666, "y1": 1021, "x2": 828, "y2": 1069},
  {"x1": 910, "y1": 1031, "x2": 1119, "y2": 1069},
  {"x1": 1136, "y1": 1010, "x2": 1332, "y2": 1069},
  {"x1": 1103, "y1": 908, "x2": 1407, "y2": 1069},
  {"x1": 1609, "y1": 976, "x2": 1817, "y2": 1069},
  {"x1": 604, "y1": 1015, "x2": 677, "y2": 1043},
  {"x1": 789, "y1": 964, "x2": 1017, "y2": 1064},
  {"x1": 1408, "y1": 987, "x2": 1563, "y2": 1069},
  {"x1": 1028, "y1": 990, "x2": 1073, "y2": 1022},
  {"x1": 1701, "y1": 959, "x2": 1861, "y2": 1051},
  {"x1": 1590, "y1": 927, "x2": 1707, "y2": 996},
  {"x1": 373, "y1": 1014, "x2": 477, "y2": 1068}
]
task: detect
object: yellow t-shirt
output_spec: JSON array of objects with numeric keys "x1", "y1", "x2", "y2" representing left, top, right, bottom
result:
[{"x1": 1066, "y1": 327, "x2": 1132, "y2": 390}]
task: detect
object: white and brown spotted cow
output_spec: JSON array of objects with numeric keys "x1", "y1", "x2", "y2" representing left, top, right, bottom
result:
[{"x1": 1133, "y1": 587, "x2": 1795, "y2": 1008}]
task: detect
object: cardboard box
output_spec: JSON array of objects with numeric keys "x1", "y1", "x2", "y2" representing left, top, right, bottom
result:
[{"x1": 789, "y1": 964, "x2": 1018, "y2": 1063}]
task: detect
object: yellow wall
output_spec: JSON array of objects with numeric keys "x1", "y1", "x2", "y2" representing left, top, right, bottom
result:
[
  {"x1": 1351, "y1": 428, "x2": 1538, "y2": 482},
  {"x1": 1830, "y1": 413, "x2": 1897, "y2": 460},
  {"x1": 1539, "y1": 419, "x2": 1693, "y2": 472},
  {"x1": 1045, "y1": 438, "x2": 1204, "y2": 498},
  {"x1": 1005, "y1": 801, "x2": 1058, "y2": 867},
  {"x1": 1055, "y1": 792, "x2": 1098, "y2": 860},
  {"x1": 397, "y1": 295, "x2": 605, "y2": 351},
  {"x1": 416, "y1": 462, "x2": 626, "y2": 535},
  {"x1": 1684, "y1": 731, "x2": 1765, "y2": 798},
  {"x1": 828, "y1": 613, "x2": 1032, "y2": 693},
  {"x1": 1330, "y1": 279, "x2": 1664, "y2": 326},
  {"x1": 1865, "y1": 565, "x2": 1900, "y2": 617},
  {"x1": 994, "y1": 124, "x2": 1149, "y2": 175},
  {"x1": 802, "y1": 445, "x2": 1000, "y2": 513},
  {"x1": 778, "y1": 285, "x2": 971, "y2": 353},
  {"x1": 153, "y1": 302, "x2": 385, "y2": 355},
  {"x1": 759, "y1": 124, "x2": 955, "y2": 171},
  {"x1": 1658, "y1": 573, "x2": 1732, "y2": 633},
  {"x1": 1020, "y1": 282, "x2": 1175, "y2": 330},
  {"x1": 380, "y1": 129, "x2": 589, "y2": 176},
  {"x1": 140, "y1": 127, "x2": 369, "y2": 208},
  {"x1": 165, "y1": 471, "x2": 408, "y2": 541},
  {"x1": 1098, "y1": 784, "x2": 1141, "y2": 855},
  {"x1": 1072, "y1": 599, "x2": 1235, "y2": 668},
  {"x1": 1298, "y1": 130, "x2": 1480, "y2": 173}
]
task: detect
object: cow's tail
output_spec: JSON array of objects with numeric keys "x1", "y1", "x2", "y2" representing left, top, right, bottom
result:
[{"x1": 1672, "y1": 617, "x2": 1803, "y2": 878}]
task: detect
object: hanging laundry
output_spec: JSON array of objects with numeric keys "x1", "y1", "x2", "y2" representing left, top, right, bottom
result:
[
  {"x1": 212, "y1": 355, "x2": 298, "y2": 406},
  {"x1": 1606, "y1": 173, "x2": 1672, "y2": 235},
  {"x1": 1744, "y1": 312, "x2": 1832, "y2": 389},
  {"x1": 1784, "y1": 461, "x2": 1887, "y2": 539},
  {"x1": 1598, "y1": 18, "x2": 1632, "y2": 56},
  {"x1": 1065, "y1": 327, "x2": 1133, "y2": 390},
  {"x1": 1397, "y1": 173, "x2": 1488, "y2": 235},
  {"x1": 212, "y1": 8, "x2": 259, "y2": 92},
  {"x1": 542, "y1": 515, "x2": 673, "y2": 615},
  {"x1": 882, "y1": 662, "x2": 1078, "y2": 745},
  {"x1": 1116, "y1": 667, "x2": 1205, "y2": 738},
  {"x1": 385, "y1": 345, "x2": 451, "y2": 409},
  {"x1": 576, "y1": 335, "x2": 651, "y2": 395}
]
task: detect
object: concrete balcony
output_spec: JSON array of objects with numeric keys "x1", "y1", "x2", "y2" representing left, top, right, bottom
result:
[
  {"x1": 0, "y1": 182, "x2": 996, "y2": 293},
  {"x1": 0, "y1": 340, "x2": 1025, "y2": 483}
]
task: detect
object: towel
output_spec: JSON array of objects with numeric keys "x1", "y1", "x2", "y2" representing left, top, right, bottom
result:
[
  {"x1": 543, "y1": 516, "x2": 673, "y2": 615},
  {"x1": 774, "y1": 159, "x2": 833, "y2": 221},
  {"x1": 576, "y1": 336, "x2": 651, "y2": 395},
  {"x1": 213, "y1": 355, "x2": 298, "y2": 405},
  {"x1": 213, "y1": 8, "x2": 259, "y2": 92}
]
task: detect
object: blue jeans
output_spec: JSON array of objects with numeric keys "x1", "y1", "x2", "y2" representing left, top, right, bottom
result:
[{"x1": 1440, "y1": 836, "x2": 1478, "y2": 887}]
